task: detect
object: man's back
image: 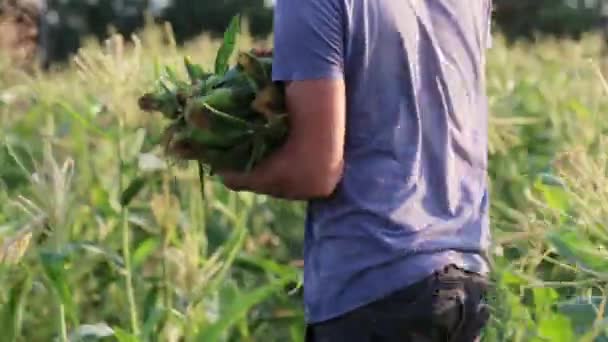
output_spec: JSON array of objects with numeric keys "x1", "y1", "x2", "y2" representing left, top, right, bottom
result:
[{"x1": 272, "y1": 0, "x2": 493, "y2": 328}]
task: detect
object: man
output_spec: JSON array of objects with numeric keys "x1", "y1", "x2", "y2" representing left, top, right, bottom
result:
[{"x1": 219, "y1": 0, "x2": 493, "y2": 340}]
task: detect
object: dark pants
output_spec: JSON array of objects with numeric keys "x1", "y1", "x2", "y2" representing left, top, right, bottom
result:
[{"x1": 306, "y1": 265, "x2": 490, "y2": 342}]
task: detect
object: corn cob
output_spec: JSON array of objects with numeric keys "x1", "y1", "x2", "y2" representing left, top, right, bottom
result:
[
  {"x1": 138, "y1": 80, "x2": 182, "y2": 119},
  {"x1": 185, "y1": 86, "x2": 257, "y2": 128}
]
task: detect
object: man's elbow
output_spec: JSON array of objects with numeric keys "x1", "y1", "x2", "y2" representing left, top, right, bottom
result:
[{"x1": 302, "y1": 160, "x2": 344, "y2": 198}]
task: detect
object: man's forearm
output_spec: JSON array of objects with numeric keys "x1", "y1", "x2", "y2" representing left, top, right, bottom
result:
[
  {"x1": 221, "y1": 142, "x2": 342, "y2": 201},
  {"x1": 238, "y1": 149, "x2": 298, "y2": 199}
]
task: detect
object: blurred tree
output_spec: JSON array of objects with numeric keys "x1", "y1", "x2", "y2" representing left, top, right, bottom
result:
[
  {"x1": 2, "y1": 0, "x2": 608, "y2": 68},
  {"x1": 39, "y1": 0, "x2": 147, "y2": 68},
  {"x1": 493, "y1": 0, "x2": 603, "y2": 41},
  {"x1": 32, "y1": 0, "x2": 273, "y2": 67},
  {"x1": 158, "y1": 0, "x2": 272, "y2": 43}
]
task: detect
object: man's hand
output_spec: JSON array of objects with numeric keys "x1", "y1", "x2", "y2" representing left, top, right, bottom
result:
[
  {"x1": 217, "y1": 78, "x2": 346, "y2": 200},
  {"x1": 217, "y1": 169, "x2": 252, "y2": 192}
]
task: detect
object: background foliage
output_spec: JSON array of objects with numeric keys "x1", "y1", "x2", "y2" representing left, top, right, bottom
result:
[
  {"x1": 3, "y1": 0, "x2": 608, "y2": 67},
  {"x1": 493, "y1": 0, "x2": 607, "y2": 40}
]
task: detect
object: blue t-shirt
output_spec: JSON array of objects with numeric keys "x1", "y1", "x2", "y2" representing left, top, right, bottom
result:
[{"x1": 272, "y1": 0, "x2": 494, "y2": 324}]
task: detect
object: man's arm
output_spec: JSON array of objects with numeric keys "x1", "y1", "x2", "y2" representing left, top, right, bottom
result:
[{"x1": 219, "y1": 0, "x2": 346, "y2": 200}]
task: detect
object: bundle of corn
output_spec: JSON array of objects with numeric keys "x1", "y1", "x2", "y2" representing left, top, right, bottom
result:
[{"x1": 137, "y1": 15, "x2": 287, "y2": 173}]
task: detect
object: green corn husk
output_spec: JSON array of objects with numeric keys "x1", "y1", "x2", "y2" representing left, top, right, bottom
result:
[
  {"x1": 251, "y1": 83, "x2": 286, "y2": 120},
  {"x1": 171, "y1": 140, "x2": 254, "y2": 171},
  {"x1": 139, "y1": 63, "x2": 287, "y2": 172},
  {"x1": 137, "y1": 15, "x2": 289, "y2": 173},
  {"x1": 237, "y1": 51, "x2": 273, "y2": 88},
  {"x1": 185, "y1": 97, "x2": 254, "y2": 133},
  {"x1": 175, "y1": 125, "x2": 253, "y2": 150},
  {"x1": 184, "y1": 56, "x2": 209, "y2": 84},
  {"x1": 186, "y1": 86, "x2": 257, "y2": 125},
  {"x1": 138, "y1": 82, "x2": 182, "y2": 119}
]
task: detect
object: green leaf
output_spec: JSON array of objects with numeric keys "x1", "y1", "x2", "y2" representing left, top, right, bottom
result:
[
  {"x1": 557, "y1": 296, "x2": 606, "y2": 335},
  {"x1": 0, "y1": 272, "x2": 32, "y2": 342},
  {"x1": 141, "y1": 307, "x2": 166, "y2": 342},
  {"x1": 124, "y1": 128, "x2": 147, "y2": 162},
  {"x1": 68, "y1": 323, "x2": 114, "y2": 341},
  {"x1": 184, "y1": 125, "x2": 252, "y2": 149},
  {"x1": 113, "y1": 327, "x2": 140, "y2": 342},
  {"x1": 195, "y1": 275, "x2": 293, "y2": 342},
  {"x1": 538, "y1": 172, "x2": 565, "y2": 188},
  {"x1": 498, "y1": 269, "x2": 527, "y2": 286},
  {"x1": 159, "y1": 79, "x2": 175, "y2": 96},
  {"x1": 236, "y1": 51, "x2": 273, "y2": 88},
  {"x1": 153, "y1": 58, "x2": 162, "y2": 80},
  {"x1": 39, "y1": 251, "x2": 78, "y2": 325},
  {"x1": 184, "y1": 56, "x2": 209, "y2": 83},
  {"x1": 4, "y1": 140, "x2": 34, "y2": 179},
  {"x1": 548, "y1": 229, "x2": 608, "y2": 275},
  {"x1": 120, "y1": 176, "x2": 148, "y2": 207},
  {"x1": 245, "y1": 138, "x2": 268, "y2": 172},
  {"x1": 215, "y1": 14, "x2": 241, "y2": 75},
  {"x1": 142, "y1": 285, "x2": 159, "y2": 328},
  {"x1": 534, "y1": 176, "x2": 569, "y2": 213},
  {"x1": 132, "y1": 238, "x2": 160, "y2": 269},
  {"x1": 533, "y1": 287, "x2": 559, "y2": 316},
  {"x1": 535, "y1": 314, "x2": 575, "y2": 342},
  {"x1": 65, "y1": 242, "x2": 126, "y2": 274},
  {"x1": 569, "y1": 100, "x2": 591, "y2": 119},
  {"x1": 163, "y1": 66, "x2": 181, "y2": 85},
  {"x1": 197, "y1": 100, "x2": 253, "y2": 129},
  {"x1": 193, "y1": 213, "x2": 248, "y2": 305},
  {"x1": 289, "y1": 320, "x2": 306, "y2": 342},
  {"x1": 56, "y1": 101, "x2": 112, "y2": 139},
  {"x1": 200, "y1": 74, "x2": 224, "y2": 93},
  {"x1": 235, "y1": 255, "x2": 300, "y2": 279}
]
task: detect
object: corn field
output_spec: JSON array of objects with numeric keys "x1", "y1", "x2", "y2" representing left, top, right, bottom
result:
[{"x1": 1, "y1": 23, "x2": 608, "y2": 342}]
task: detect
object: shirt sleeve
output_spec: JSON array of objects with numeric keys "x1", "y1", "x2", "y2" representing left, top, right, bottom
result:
[{"x1": 271, "y1": 0, "x2": 345, "y2": 82}]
